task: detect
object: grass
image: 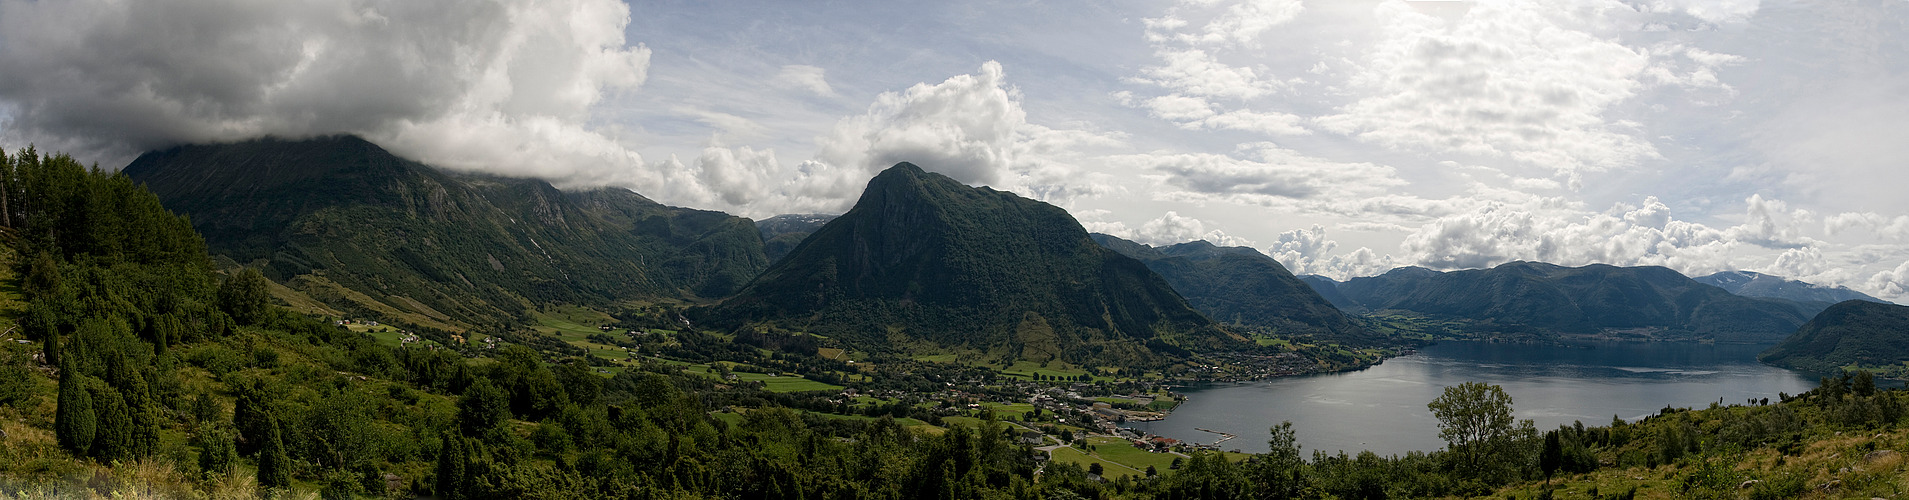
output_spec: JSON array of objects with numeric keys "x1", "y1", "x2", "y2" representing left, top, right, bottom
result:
[
  {"x1": 1050, "y1": 447, "x2": 1154, "y2": 479},
  {"x1": 1085, "y1": 436, "x2": 1181, "y2": 472}
]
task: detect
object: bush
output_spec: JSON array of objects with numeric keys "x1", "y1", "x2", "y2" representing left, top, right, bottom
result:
[{"x1": 185, "y1": 345, "x2": 246, "y2": 377}]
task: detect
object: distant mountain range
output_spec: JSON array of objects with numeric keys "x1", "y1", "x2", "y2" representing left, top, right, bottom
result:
[
  {"x1": 1089, "y1": 235, "x2": 1380, "y2": 346},
  {"x1": 1694, "y1": 270, "x2": 1889, "y2": 306},
  {"x1": 1761, "y1": 300, "x2": 1909, "y2": 374},
  {"x1": 1302, "y1": 262, "x2": 1815, "y2": 342},
  {"x1": 699, "y1": 163, "x2": 1246, "y2": 366},
  {"x1": 124, "y1": 136, "x2": 768, "y2": 330},
  {"x1": 756, "y1": 213, "x2": 837, "y2": 264}
]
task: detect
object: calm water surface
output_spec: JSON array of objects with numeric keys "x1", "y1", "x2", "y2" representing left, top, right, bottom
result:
[{"x1": 1128, "y1": 341, "x2": 1815, "y2": 457}]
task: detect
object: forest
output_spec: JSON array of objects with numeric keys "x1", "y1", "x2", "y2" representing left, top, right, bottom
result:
[{"x1": 0, "y1": 146, "x2": 1905, "y2": 499}]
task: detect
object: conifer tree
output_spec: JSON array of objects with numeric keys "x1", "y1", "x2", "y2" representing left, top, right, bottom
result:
[
  {"x1": 54, "y1": 364, "x2": 96, "y2": 454},
  {"x1": 258, "y1": 415, "x2": 292, "y2": 490},
  {"x1": 195, "y1": 423, "x2": 238, "y2": 480},
  {"x1": 435, "y1": 432, "x2": 468, "y2": 500},
  {"x1": 87, "y1": 381, "x2": 132, "y2": 462}
]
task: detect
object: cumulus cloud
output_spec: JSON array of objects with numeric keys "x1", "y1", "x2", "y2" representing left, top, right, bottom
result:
[
  {"x1": 1396, "y1": 194, "x2": 1832, "y2": 277},
  {"x1": 0, "y1": 0, "x2": 652, "y2": 187},
  {"x1": 1826, "y1": 212, "x2": 1909, "y2": 240},
  {"x1": 1134, "y1": 211, "x2": 1256, "y2": 247},
  {"x1": 788, "y1": 61, "x2": 1123, "y2": 212},
  {"x1": 1314, "y1": 1, "x2": 1693, "y2": 183},
  {"x1": 1267, "y1": 224, "x2": 1399, "y2": 280}
]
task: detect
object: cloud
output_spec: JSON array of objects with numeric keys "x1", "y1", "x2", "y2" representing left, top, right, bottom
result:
[
  {"x1": 792, "y1": 61, "x2": 1123, "y2": 212},
  {"x1": 1826, "y1": 212, "x2": 1909, "y2": 240},
  {"x1": 1314, "y1": 1, "x2": 1684, "y2": 182},
  {"x1": 1266, "y1": 224, "x2": 1400, "y2": 280},
  {"x1": 1396, "y1": 194, "x2": 1831, "y2": 277},
  {"x1": 1866, "y1": 260, "x2": 1909, "y2": 299},
  {"x1": 1115, "y1": 142, "x2": 1405, "y2": 206},
  {"x1": 773, "y1": 65, "x2": 834, "y2": 96},
  {"x1": 0, "y1": 0, "x2": 652, "y2": 188},
  {"x1": 1133, "y1": 211, "x2": 1256, "y2": 247}
]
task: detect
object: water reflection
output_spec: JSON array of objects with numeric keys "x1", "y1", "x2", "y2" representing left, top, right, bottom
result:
[{"x1": 1126, "y1": 341, "x2": 1816, "y2": 456}]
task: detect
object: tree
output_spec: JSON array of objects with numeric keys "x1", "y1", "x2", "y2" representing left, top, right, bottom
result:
[
  {"x1": 1428, "y1": 381, "x2": 1531, "y2": 483},
  {"x1": 1145, "y1": 465, "x2": 1157, "y2": 478},
  {"x1": 1852, "y1": 370, "x2": 1877, "y2": 398},
  {"x1": 195, "y1": 423, "x2": 239, "y2": 480},
  {"x1": 1253, "y1": 421, "x2": 1310, "y2": 499},
  {"x1": 218, "y1": 267, "x2": 270, "y2": 326},
  {"x1": 54, "y1": 367, "x2": 96, "y2": 454},
  {"x1": 458, "y1": 378, "x2": 511, "y2": 437},
  {"x1": 258, "y1": 415, "x2": 292, "y2": 490},
  {"x1": 1540, "y1": 429, "x2": 1563, "y2": 486},
  {"x1": 435, "y1": 432, "x2": 468, "y2": 500},
  {"x1": 1087, "y1": 462, "x2": 1104, "y2": 477}
]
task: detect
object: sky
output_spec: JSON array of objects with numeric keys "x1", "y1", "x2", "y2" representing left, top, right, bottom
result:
[{"x1": 2, "y1": 0, "x2": 1909, "y2": 302}]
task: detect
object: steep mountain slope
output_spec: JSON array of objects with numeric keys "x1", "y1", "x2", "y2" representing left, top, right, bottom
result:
[
  {"x1": 1696, "y1": 270, "x2": 1888, "y2": 306},
  {"x1": 756, "y1": 213, "x2": 838, "y2": 264},
  {"x1": 122, "y1": 136, "x2": 768, "y2": 329},
  {"x1": 1309, "y1": 262, "x2": 1813, "y2": 342},
  {"x1": 1297, "y1": 275, "x2": 1363, "y2": 313},
  {"x1": 1761, "y1": 300, "x2": 1909, "y2": 374},
  {"x1": 1091, "y1": 235, "x2": 1379, "y2": 345},
  {"x1": 701, "y1": 163, "x2": 1244, "y2": 365}
]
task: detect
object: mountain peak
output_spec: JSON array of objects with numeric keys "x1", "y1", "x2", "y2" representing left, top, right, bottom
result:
[{"x1": 705, "y1": 164, "x2": 1242, "y2": 365}]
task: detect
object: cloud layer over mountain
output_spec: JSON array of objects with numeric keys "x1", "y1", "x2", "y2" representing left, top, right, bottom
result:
[{"x1": 3, "y1": 0, "x2": 1907, "y2": 302}]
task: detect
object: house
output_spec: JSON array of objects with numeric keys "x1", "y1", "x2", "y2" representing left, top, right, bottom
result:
[{"x1": 1019, "y1": 431, "x2": 1043, "y2": 445}]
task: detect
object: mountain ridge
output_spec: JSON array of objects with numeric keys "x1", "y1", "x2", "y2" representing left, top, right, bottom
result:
[
  {"x1": 1304, "y1": 261, "x2": 1815, "y2": 342},
  {"x1": 1090, "y1": 234, "x2": 1381, "y2": 346},
  {"x1": 700, "y1": 163, "x2": 1246, "y2": 366},
  {"x1": 122, "y1": 135, "x2": 770, "y2": 330},
  {"x1": 1761, "y1": 299, "x2": 1909, "y2": 375}
]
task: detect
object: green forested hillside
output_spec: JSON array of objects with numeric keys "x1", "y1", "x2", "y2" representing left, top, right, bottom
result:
[
  {"x1": 1762, "y1": 299, "x2": 1909, "y2": 376},
  {"x1": 1315, "y1": 262, "x2": 1814, "y2": 342},
  {"x1": 0, "y1": 147, "x2": 1054, "y2": 499},
  {"x1": 121, "y1": 136, "x2": 768, "y2": 330},
  {"x1": 702, "y1": 163, "x2": 1246, "y2": 367},
  {"x1": 3, "y1": 145, "x2": 1907, "y2": 500},
  {"x1": 1090, "y1": 235, "x2": 1380, "y2": 346}
]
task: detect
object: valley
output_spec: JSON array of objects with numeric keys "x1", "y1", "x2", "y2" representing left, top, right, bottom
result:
[{"x1": 1, "y1": 141, "x2": 1906, "y2": 499}]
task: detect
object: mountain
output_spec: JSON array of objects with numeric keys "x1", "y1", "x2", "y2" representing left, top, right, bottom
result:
[
  {"x1": 122, "y1": 136, "x2": 768, "y2": 330},
  {"x1": 756, "y1": 213, "x2": 838, "y2": 264},
  {"x1": 1760, "y1": 300, "x2": 1909, "y2": 374},
  {"x1": 700, "y1": 163, "x2": 1245, "y2": 365},
  {"x1": 1091, "y1": 235, "x2": 1380, "y2": 345},
  {"x1": 1695, "y1": 270, "x2": 1888, "y2": 306},
  {"x1": 1307, "y1": 262, "x2": 1814, "y2": 342},
  {"x1": 1297, "y1": 275, "x2": 1363, "y2": 313}
]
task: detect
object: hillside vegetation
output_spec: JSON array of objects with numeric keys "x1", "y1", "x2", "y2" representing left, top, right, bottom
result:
[
  {"x1": 122, "y1": 136, "x2": 768, "y2": 331},
  {"x1": 702, "y1": 163, "x2": 1247, "y2": 368},
  {"x1": 1762, "y1": 299, "x2": 1909, "y2": 377},
  {"x1": 1091, "y1": 235, "x2": 1381, "y2": 347},
  {"x1": 1308, "y1": 262, "x2": 1814, "y2": 342},
  {"x1": 2, "y1": 145, "x2": 1907, "y2": 499}
]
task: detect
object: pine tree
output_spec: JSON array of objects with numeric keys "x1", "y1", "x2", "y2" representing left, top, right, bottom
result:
[
  {"x1": 435, "y1": 433, "x2": 468, "y2": 500},
  {"x1": 54, "y1": 366, "x2": 96, "y2": 454},
  {"x1": 258, "y1": 415, "x2": 292, "y2": 490},
  {"x1": 87, "y1": 381, "x2": 132, "y2": 462},
  {"x1": 195, "y1": 423, "x2": 239, "y2": 480},
  {"x1": 235, "y1": 393, "x2": 271, "y2": 456}
]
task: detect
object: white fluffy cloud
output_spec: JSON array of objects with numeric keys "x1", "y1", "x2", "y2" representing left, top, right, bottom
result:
[
  {"x1": 1133, "y1": 211, "x2": 1256, "y2": 247},
  {"x1": 1395, "y1": 195, "x2": 1832, "y2": 278},
  {"x1": 1314, "y1": 1, "x2": 1692, "y2": 184},
  {"x1": 0, "y1": 0, "x2": 652, "y2": 187}
]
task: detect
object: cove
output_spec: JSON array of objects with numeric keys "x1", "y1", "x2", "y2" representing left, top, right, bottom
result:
[{"x1": 1127, "y1": 341, "x2": 1816, "y2": 457}]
